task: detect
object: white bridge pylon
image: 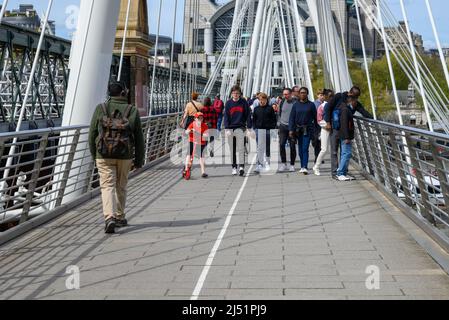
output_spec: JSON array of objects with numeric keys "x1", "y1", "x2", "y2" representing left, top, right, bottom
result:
[{"x1": 204, "y1": 0, "x2": 353, "y2": 99}]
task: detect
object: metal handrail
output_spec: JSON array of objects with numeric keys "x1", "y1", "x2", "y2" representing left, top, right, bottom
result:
[
  {"x1": 355, "y1": 116, "x2": 449, "y2": 141},
  {"x1": 0, "y1": 113, "x2": 182, "y2": 229},
  {"x1": 352, "y1": 116, "x2": 449, "y2": 247}
]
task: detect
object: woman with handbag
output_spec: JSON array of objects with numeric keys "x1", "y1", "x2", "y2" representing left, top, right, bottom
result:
[
  {"x1": 180, "y1": 92, "x2": 204, "y2": 130},
  {"x1": 288, "y1": 87, "x2": 318, "y2": 175}
]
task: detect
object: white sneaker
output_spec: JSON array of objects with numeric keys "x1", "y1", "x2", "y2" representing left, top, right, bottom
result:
[
  {"x1": 279, "y1": 164, "x2": 287, "y2": 172},
  {"x1": 313, "y1": 166, "x2": 320, "y2": 176},
  {"x1": 289, "y1": 165, "x2": 295, "y2": 172},
  {"x1": 239, "y1": 167, "x2": 245, "y2": 176},
  {"x1": 254, "y1": 165, "x2": 263, "y2": 173},
  {"x1": 232, "y1": 168, "x2": 238, "y2": 176},
  {"x1": 264, "y1": 163, "x2": 271, "y2": 172},
  {"x1": 338, "y1": 175, "x2": 351, "y2": 181},
  {"x1": 303, "y1": 168, "x2": 309, "y2": 175}
]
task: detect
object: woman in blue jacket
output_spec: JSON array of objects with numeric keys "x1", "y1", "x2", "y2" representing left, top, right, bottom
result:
[{"x1": 288, "y1": 87, "x2": 318, "y2": 175}]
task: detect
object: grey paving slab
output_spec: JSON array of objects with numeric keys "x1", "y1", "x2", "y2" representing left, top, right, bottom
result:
[{"x1": 1, "y1": 150, "x2": 449, "y2": 300}]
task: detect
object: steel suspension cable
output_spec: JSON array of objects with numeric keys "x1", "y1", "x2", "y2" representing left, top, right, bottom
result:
[{"x1": 149, "y1": 0, "x2": 163, "y2": 115}]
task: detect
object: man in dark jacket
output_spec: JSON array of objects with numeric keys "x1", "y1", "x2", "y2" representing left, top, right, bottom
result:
[
  {"x1": 288, "y1": 87, "x2": 318, "y2": 175},
  {"x1": 324, "y1": 86, "x2": 373, "y2": 178},
  {"x1": 336, "y1": 97, "x2": 357, "y2": 181},
  {"x1": 89, "y1": 81, "x2": 145, "y2": 234},
  {"x1": 224, "y1": 85, "x2": 252, "y2": 176}
]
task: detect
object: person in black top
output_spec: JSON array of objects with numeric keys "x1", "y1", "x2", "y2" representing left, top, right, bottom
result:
[
  {"x1": 288, "y1": 87, "x2": 318, "y2": 175},
  {"x1": 252, "y1": 92, "x2": 277, "y2": 173},
  {"x1": 336, "y1": 96, "x2": 357, "y2": 181},
  {"x1": 323, "y1": 86, "x2": 373, "y2": 178}
]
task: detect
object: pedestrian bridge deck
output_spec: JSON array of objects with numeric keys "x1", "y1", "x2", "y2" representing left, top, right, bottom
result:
[{"x1": 1, "y1": 155, "x2": 449, "y2": 300}]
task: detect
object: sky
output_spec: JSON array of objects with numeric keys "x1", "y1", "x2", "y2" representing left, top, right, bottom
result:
[{"x1": 4, "y1": 0, "x2": 449, "y2": 49}]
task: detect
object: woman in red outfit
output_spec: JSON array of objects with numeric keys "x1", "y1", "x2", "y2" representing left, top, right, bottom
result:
[{"x1": 184, "y1": 112, "x2": 209, "y2": 178}]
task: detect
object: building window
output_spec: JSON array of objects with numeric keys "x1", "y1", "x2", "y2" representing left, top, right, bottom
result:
[
  {"x1": 197, "y1": 62, "x2": 203, "y2": 69},
  {"x1": 306, "y1": 27, "x2": 317, "y2": 52},
  {"x1": 193, "y1": 29, "x2": 205, "y2": 50}
]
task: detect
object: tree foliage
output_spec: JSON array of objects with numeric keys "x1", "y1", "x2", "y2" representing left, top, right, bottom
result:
[{"x1": 309, "y1": 53, "x2": 449, "y2": 119}]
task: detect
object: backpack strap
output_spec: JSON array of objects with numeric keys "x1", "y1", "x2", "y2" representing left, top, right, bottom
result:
[
  {"x1": 100, "y1": 103, "x2": 110, "y2": 117},
  {"x1": 123, "y1": 104, "x2": 133, "y2": 120}
]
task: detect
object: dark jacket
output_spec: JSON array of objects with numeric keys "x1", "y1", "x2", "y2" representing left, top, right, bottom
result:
[
  {"x1": 224, "y1": 98, "x2": 252, "y2": 129},
  {"x1": 338, "y1": 103, "x2": 355, "y2": 141},
  {"x1": 288, "y1": 100, "x2": 317, "y2": 135},
  {"x1": 89, "y1": 97, "x2": 145, "y2": 167},
  {"x1": 252, "y1": 104, "x2": 277, "y2": 130},
  {"x1": 324, "y1": 91, "x2": 373, "y2": 125}
]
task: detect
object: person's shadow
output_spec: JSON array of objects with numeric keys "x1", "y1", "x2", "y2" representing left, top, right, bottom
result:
[{"x1": 117, "y1": 218, "x2": 222, "y2": 234}]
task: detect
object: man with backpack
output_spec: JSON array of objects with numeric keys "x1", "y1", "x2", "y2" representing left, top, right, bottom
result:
[
  {"x1": 89, "y1": 81, "x2": 145, "y2": 234},
  {"x1": 324, "y1": 86, "x2": 373, "y2": 179}
]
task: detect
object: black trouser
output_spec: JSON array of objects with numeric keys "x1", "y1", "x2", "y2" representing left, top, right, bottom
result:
[
  {"x1": 279, "y1": 124, "x2": 296, "y2": 166},
  {"x1": 330, "y1": 130, "x2": 340, "y2": 176},
  {"x1": 312, "y1": 127, "x2": 321, "y2": 163}
]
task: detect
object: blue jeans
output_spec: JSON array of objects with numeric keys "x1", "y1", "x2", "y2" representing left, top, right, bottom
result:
[
  {"x1": 297, "y1": 134, "x2": 311, "y2": 169},
  {"x1": 217, "y1": 114, "x2": 223, "y2": 132},
  {"x1": 337, "y1": 141, "x2": 353, "y2": 176}
]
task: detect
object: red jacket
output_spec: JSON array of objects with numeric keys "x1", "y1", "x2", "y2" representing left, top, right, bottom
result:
[
  {"x1": 213, "y1": 99, "x2": 224, "y2": 114},
  {"x1": 187, "y1": 122, "x2": 209, "y2": 145}
]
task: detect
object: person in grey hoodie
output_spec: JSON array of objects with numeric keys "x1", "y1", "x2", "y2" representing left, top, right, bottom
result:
[{"x1": 278, "y1": 88, "x2": 297, "y2": 172}]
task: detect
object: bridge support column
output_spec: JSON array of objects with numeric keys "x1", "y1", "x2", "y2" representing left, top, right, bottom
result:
[
  {"x1": 114, "y1": 0, "x2": 151, "y2": 117},
  {"x1": 56, "y1": 0, "x2": 121, "y2": 205},
  {"x1": 63, "y1": 0, "x2": 121, "y2": 126}
]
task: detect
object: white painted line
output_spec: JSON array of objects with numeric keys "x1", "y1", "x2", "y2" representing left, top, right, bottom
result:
[{"x1": 191, "y1": 155, "x2": 257, "y2": 300}]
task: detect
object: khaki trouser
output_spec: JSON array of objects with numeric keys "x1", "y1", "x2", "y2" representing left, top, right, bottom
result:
[{"x1": 96, "y1": 159, "x2": 133, "y2": 220}]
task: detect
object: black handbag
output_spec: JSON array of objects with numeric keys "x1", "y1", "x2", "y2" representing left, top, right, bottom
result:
[
  {"x1": 184, "y1": 101, "x2": 200, "y2": 130},
  {"x1": 295, "y1": 125, "x2": 308, "y2": 137}
]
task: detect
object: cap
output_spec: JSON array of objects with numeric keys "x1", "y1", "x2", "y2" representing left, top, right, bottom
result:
[{"x1": 194, "y1": 112, "x2": 204, "y2": 119}]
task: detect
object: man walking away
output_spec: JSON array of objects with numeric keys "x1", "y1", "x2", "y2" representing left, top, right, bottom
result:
[
  {"x1": 89, "y1": 81, "x2": 145, "y2": 234},
  {"x1": 324, "y1": 86, "x2": 373, "y2": 179},
  {"x1": 278, "y1": 88, "x2": 297, "y2": 172},
  {"x1": 289, "y1": 87, "x2": 318, "y2": 175},
  {"x1": 202, "y1": 97, "x2": 218, "y2": 158},
  {"x1": 336, "y1": 97, "x2": 357, "y2": 181},
  {"x1": 224, "y1": 85, "x2": 252, "y2": 176}
]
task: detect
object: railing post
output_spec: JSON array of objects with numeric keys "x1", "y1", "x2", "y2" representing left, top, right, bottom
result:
[
  {"x1": 0, "y1": 138, "x2": 5, "y2": 159},
  {"x1": 84, "y1": 160, "x2": 96, "y2": 193},
  {"x1": 148, "y1": 117, "x2": 161, "y2": 161},
  {"x1": 55, "y1": 129, "x2": 81, "y2": 207},
  {"x1": 374, "y1": 125, "x2": 397, "y2": 194},
  {"x1": 404, "y1": 132, "x2": 436, "y2": 224},
  {"x1": 428, "y1": 137, "x2": 449, "y2": 218},
  {"x1": 143, "y1": 118, "x2": 151, "y2": 165},
  {"x1": 355, "y1": 119, "x2": 373, "y2": 175},
  {"x1": 388, "y1": 129, "x2": 413, "y2": 207},
  {"x1": 366, "y1": 122, "x2": 385, "y2": 185},
  {"x1": 20, "y1": 133, "x2": 49, "y2": 224}
]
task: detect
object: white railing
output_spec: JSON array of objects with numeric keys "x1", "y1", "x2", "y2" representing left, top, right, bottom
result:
[{"x1": 0, "y1": 113, "x2": 181, "y2": 229}]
